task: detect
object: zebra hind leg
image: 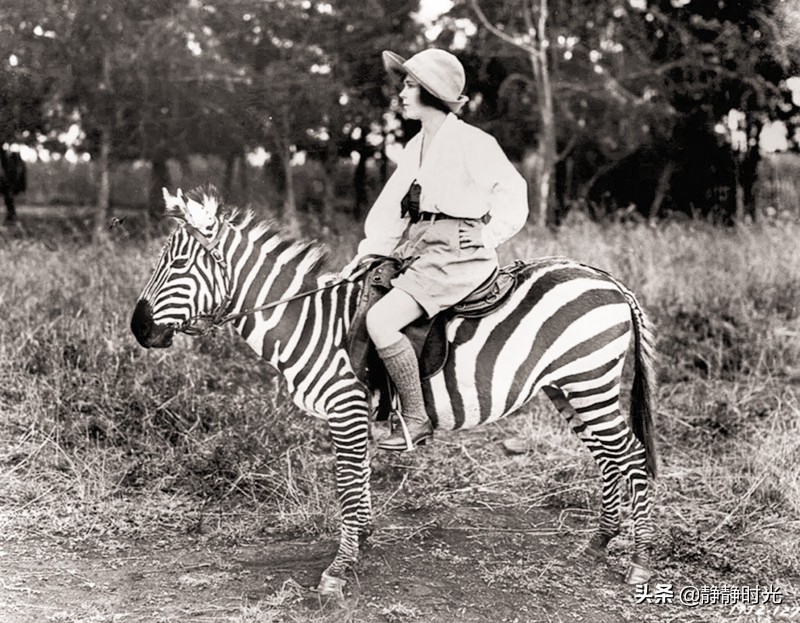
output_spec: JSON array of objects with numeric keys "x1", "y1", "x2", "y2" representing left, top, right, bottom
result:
[
  {"x1": 584, "y1": 463, "x2": 622, "y2": 559},
  {"x1": 543, "y1": 387, "x2": 622, "y2": 559},
  {"x1": 623, "y1": 444, "x2": 655, "y2": 584},
  {"x1": 543, "y1": 385, "x2": 654, "y2": 583}
]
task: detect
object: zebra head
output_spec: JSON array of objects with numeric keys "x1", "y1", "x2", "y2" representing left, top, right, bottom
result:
[{"x1": 131, "y1": 186, "x2": 230, "y2": 348}]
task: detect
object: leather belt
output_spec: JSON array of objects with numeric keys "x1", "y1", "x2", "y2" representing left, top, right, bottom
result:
[{"x1": 413, "y1": 211, "x2": 458, "y2": 223}]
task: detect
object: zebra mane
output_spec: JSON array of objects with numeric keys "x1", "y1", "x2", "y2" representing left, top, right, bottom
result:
[
  {"x1": 219, "y1": 204, "x2": 329, "y2": 277},
  {"x1": 179, "y1": 185, "x2": 329, "y2": 277}
]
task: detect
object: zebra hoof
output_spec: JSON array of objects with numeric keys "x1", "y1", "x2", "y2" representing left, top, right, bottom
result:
[
  {"x1": 584, "y1": 533, "x2": 614, "y2": 560},
  {"x1": 359, "y1": 524, "x2": 374, "y2": 547},
  {"x1": 584, "y1": 543, "x2": 607, "y2": 560},
  {"x1": 317, "y1": 572, "x2": 346, "y2": 599},
  {"x1": 625, "y1": 558, "x2": 653, "y2": 585}
]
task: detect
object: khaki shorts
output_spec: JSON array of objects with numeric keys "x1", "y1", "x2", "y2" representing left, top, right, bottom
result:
[{"x1": 391, "y1": 217, "x2": 497, "y2": 318}]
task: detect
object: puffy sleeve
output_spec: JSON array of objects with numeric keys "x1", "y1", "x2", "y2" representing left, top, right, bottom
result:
[
  {"x1": 352, "y1": 137, "x2": 419, "y2": 260},
  {"x1": 466, "y1": 134, "x2": 529, "y2": 250}
]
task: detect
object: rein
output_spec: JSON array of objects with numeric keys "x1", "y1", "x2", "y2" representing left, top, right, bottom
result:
[{"x1": 176, "y1": 222, "x2": 383, "y2": 336}]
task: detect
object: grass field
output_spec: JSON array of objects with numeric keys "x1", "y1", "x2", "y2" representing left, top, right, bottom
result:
[{"x1": 1, "y1": 207, "x2": 799, "y2": 622}]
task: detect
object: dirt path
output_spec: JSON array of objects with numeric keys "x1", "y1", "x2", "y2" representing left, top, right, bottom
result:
[{"x1": 2, "y1": 504, "x2": 790, "y2": 623}]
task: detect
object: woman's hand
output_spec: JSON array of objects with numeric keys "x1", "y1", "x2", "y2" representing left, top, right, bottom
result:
[{"x1": 458, "y1": 218, "x2": 485, "y2": 249}]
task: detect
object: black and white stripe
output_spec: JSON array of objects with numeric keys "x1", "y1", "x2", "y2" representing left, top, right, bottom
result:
[{"x1": 135, "y1": 207, "x2": 657, "y2": 592}]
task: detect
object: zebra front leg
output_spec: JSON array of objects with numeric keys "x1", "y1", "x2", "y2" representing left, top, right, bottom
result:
[
  {"x1": 357, "y1": 455, "x2": 374, "y2": 546},
  {"x1": 317, "y1": 412, "x2": 370, "y2": 598}
]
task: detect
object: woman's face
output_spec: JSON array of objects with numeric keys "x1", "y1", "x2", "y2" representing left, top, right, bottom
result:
[{"x1": 399, "y1": 77, "x2": 424, "y2": 119}]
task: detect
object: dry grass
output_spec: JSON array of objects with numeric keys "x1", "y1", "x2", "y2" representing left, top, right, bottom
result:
[
  {"x1": 1, "y1": 213, "x2": 799, "y2": 620},
  {"x1": 0, "y1": 231, "x2": 341, "y2": 546}
]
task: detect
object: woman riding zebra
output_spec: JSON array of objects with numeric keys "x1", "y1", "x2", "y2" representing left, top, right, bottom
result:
[
  {"x1": 131, "y1": 187, "x2": 657, "y2": 595},
  {"x1": 131, "y1": 47, "x2": 658, "y2": 598},
  {"x1": 339, "y1": 48, "x2": 528, "y2": 452}
]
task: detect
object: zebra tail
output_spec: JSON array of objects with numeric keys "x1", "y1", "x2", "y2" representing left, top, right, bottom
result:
[{"x1": 627, "y1": 291, "x2": 658, "y2": 479}]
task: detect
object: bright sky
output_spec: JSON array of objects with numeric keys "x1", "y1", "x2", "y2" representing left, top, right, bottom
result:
[
  {"x1": 416, "y1": 0, "x2": 475, "y2": 48},
  {"x1": 788, "y1": 77, "x2": 800, "y2": 105},
  {"x1": 416, "y1": 0, "x2": 453, "y2": 22}
]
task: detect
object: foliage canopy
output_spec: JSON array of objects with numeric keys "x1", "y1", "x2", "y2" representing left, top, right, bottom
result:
[{"x1": 1, "y1": 0, "x2": 798, "y2": 222}]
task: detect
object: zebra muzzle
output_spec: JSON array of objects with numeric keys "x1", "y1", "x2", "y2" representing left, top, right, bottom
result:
[{"x1": 130, "y1": 300, "x2": 175, "y2": 349}]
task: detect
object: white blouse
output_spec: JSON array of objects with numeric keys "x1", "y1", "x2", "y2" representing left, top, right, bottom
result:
[{"x1": 353, "y1": 113, "x2": 529, "y2": 260}]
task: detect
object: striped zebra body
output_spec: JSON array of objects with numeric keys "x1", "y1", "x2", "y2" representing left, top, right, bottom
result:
[
  {"x1": 131, "y1": 188, "x2": 657, "y2": 594},
  {"x1": 426, "y1": 258, "x2": 656, "y2": 582},
  {"x1": 424, "y1": 258, "x2": 635, "y2": 430}
]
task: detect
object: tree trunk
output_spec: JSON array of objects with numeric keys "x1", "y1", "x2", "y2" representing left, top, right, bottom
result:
[
  {"x1": 535, "y1": 141, "x2": 555, "y2": 227},
  {"x1": 321, "y1": 157, "x2": 336, "y2": 229},
  {"x1": 223, "y1": 152, "x2": 236, "y2": 200},
  {"x1": 521, "y1": 147, "x2": 540, "y2": 223},
  {"x1": 380, "y1": 130, "x2": 389, "y2": 185},
  {"x1": 93, "y1": 51, "x2": 114, "y2": 242},
  {"x1": 733, "y1": 157, "x2": 745, "y2": 223},
  {"x1": 741, "y1": 140, "x2": 760, "y2": 222},
  {"x1": 562, "y1": 156, "x2": 574, "y2": 209},
  {"x1": 280, "y1": 142, "x2": 299, "y2": 236},
  {"x1": 353, "y1": 129, "x2": 369, "y2": 220},
  {"x1": 649, "y1": 161, "x2": 675, "y2": 219},
  {"x1": 238, "y1": 151, "x2": 249, "y2": 198},
  {"x1": 1, "y1": 148, "x2": 18, "y2": 224},
  {"x1": 93, "y1": 123, "x2": 112, "y2": 241},
  {"x1": 527, "y1": 0, "x2": 557, "y2": 227},
  {"x1": 353, "y1": 149, "x2": 368, "y2": 220},
  {"x1": 264, "y1": 152, "x2": 285, "y2": 195},
  {"x1": 148, "y1": 155, "x2": 170, "y2": 221}
]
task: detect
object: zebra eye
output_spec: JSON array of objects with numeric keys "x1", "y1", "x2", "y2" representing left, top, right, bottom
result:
[{"x1": 172, "y1": 257, "x2": 190, "y2": 269}]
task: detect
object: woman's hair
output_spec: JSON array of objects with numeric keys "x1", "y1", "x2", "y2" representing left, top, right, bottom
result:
[{"x1": 418, "y1": 85, "x2": 452, "y2": 114}]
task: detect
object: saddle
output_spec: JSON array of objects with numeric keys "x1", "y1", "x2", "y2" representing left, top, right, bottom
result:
[{"x1": 347, "y1": 256, "x2": 523, "y2": 420}]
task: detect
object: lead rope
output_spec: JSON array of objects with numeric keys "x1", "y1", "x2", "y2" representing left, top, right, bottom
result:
[
  {"x1": 177, "y1": 250, "x2": 393, "y2": 335},
  {"x1": 217, "y1": 254, "x2": 403, "y2": 326}
]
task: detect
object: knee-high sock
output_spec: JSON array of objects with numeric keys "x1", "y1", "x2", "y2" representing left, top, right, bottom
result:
[{"x1": 377, "y1": 336, "x2": 427, "y2": 424}]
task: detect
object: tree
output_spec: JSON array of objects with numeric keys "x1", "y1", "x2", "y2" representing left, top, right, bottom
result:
[
  {"x1": 323, "y1": 0, "x2": 420, "y2": 218},
  {"x1": 1, "y1": 0, "x2": 254, "y2": 235},
  {"x1": 631, "y1": 0, "x2": 794, "y2": 221},
  {"x1": 207, "y1": 0, "x2": 420, "y2": 229},
  {"x1": 443, "y1": 0, "x2": 797, "y2": 222},
  {"x1": 465, "y1": 0, "x2": 557, "y2": 227}
]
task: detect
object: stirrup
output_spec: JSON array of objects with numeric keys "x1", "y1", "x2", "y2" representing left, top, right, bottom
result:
[{"x1": 377, "y1": 413, "x2": 433, "y2": 452}]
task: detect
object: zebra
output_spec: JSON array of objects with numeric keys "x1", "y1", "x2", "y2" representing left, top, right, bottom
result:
[{"x1": 131, "y1": 187, "x2": 658, "y2": 596}]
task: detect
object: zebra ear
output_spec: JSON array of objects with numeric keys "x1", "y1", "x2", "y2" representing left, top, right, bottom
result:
[{"x1": 162, "y1": 187, "x2": 187, "y2": 221}]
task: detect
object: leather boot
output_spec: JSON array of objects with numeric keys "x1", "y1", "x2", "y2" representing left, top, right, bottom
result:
[
  {"x1": 378, "y1": 412, "x2": 434, "y2": 451},
  {"x1": 374, "y1": 336, "x2": 433, "y2": 451}
]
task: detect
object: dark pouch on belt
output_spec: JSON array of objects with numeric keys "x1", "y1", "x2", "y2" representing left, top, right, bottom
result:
[{"x1": 400, "y1": 181, "x2": 422, "y2": 223}]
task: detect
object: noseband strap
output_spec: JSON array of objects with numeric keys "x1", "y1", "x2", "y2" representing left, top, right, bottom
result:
[{"x1": 178, "y1": 222, "x2": 232, "y2": 335}]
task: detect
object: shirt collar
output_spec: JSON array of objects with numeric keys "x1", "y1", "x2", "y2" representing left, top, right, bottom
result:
[{"x1": 417, "y1": 113, "x2": 458, "y2": 171}]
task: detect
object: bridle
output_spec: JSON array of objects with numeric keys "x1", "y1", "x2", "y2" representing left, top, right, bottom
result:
[
  {"x1": 174, "y1": 221, "x2": 380, "y2": 336},
  {"x1": 174, "y1": 221, "x2": 234, "y2": 335}
]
